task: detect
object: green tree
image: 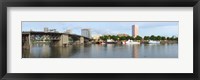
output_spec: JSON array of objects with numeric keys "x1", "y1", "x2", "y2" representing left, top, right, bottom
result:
[
  {"x1": 144, "y1": 36, "x2": 150, "y2": 40},
  {"x1": 170, "y1": 36, "x2": 175, "y2": 40},
  {"x1": 156, "y1": 36, "x2": 161, "y2": 40},
  {"x1": 130, "y1": 37, "x2": 134, "y2": 40},
  {"x1": 167, "y1": 37, "x2": 170, "y2": 40},
  {"x1": 161, "y1": 36, "x2": 166, "y2": 40},
  {"x1": 126, "y1": 36, "x2": 134, "y2": 40},
  {"x1": 175, "y1": 37, "x2": 178, "y2": 41},
  {"x1": 100, "y1": 35, "x2": 109, "y2": 41},
  {"x1": 110, "y1": 35, "x2": 118, "y2": 41},
  {"x1": 119, "y1": 36, "x2": 127, "y2": 40},
  {"x1": 135, "y1": 35, "x2": 142, "y2": 40},
  {"x1": 150, "y1": 35, "x2": 156, "y2": 40}
]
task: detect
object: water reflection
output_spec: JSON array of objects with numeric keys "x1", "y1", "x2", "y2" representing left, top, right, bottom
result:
[
  {"x1": 22, "y1": 43, "x2": 178, "y2": 58},
  {"x1": 133, "y1": 45, "x2": 139, "y2": 58}
]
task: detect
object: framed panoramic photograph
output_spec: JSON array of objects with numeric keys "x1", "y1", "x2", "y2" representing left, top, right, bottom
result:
[
  {"x1": 22, "y1": 21, "x2": 179, "y2": 58},
  {"x1": 0, "y1": 0, "x2": 200, "y2": 80}
]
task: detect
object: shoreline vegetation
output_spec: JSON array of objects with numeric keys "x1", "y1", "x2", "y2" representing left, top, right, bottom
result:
[{"x1": 94, "y1": 35, "x2": 178, "y2": 44}]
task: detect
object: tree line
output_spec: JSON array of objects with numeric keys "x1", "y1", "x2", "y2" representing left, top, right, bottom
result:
[{"x1": 99, "y1": 35, "x2": 178, "y2": 41}]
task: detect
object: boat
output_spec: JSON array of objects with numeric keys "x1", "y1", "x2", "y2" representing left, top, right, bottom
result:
[
  {"x1": 101, "y1": 42, "x2": 106, "y2": 44},
  {"x1": 148, "y1": 40, "x2": 160, "y2": 44},
  {"x1": 106, "y1": 39, "x2": 117, "y2": 44},
  {"x1": 123, "y1": 40, "x2": 140, "y2": 44}
]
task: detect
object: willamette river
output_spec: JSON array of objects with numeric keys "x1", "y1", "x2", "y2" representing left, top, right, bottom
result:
[{"x1": 22, "y1": 43, "x2": 178, "y2": 58}]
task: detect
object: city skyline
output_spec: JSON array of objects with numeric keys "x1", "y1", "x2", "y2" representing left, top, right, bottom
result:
[{"x1": 22, "y1": 21, "x2": 178, "y2": 37}]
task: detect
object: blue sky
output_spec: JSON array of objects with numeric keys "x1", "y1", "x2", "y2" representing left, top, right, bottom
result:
[{"x1": 22, "y1": 21, "x2": 178, "y2": 37}]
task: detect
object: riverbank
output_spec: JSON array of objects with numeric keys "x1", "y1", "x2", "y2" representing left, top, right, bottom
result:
[
  {"x1": 141, "y1": 40, "x2": 178, "y2": 44},
  {"x1": 94, "y1": 40, "x2": 178, "y2": 44}
]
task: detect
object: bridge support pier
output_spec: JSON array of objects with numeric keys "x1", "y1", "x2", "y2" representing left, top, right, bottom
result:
[
  {"x1": 22, "y1": 34, "x2": 31, "y2": 49},
  {"x1": 80, "y1": 37, "x2": 84, "y2": 44},
  {"x1": 61, "y1": 35, "x2": 69, "y2": 46},
  {"x1": 55, "y1": 34, "x2": 69, "y2": 47},
  {"x1": 29, "y1": 33, "x2": 32, "y2": 46}
]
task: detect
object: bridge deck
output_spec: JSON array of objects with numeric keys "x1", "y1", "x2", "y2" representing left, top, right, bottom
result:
[{"x1": 22, "y1": 31, "x2": 91, "y2": 40}]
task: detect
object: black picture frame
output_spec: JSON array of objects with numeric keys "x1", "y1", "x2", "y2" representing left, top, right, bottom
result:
[{"x1": 0, "y1": 0, "x2": 199, "y2": 80}]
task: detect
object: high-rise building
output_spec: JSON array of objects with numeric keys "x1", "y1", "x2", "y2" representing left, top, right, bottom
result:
[
  {"x1": 132, "y1": 25, "x2": 139, "y2": 38},
  {"x1": 44, "y1": 27, "x2": 49, "y2": 33},
  {"x1": 66, "y1": 29, "x2": 72, "y2": 34},
  {"x1": 81, "y1": 29, "x2": 91, "y2": 38}
]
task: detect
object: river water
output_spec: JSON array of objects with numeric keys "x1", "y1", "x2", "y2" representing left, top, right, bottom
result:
[{"x1": 22, "y1": 43, "x2": 178, "y2": 58}]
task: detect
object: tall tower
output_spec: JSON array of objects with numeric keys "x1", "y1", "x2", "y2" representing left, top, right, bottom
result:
[
  {"x1": 81, "y1": 29, "x2": 91, "y2": 38},
  {"x1": 132, "y1": 25, "x2": 139, "y2": 38},
  {"x1": 44, "y1": 27, "x2": 48, "y2": 33}
]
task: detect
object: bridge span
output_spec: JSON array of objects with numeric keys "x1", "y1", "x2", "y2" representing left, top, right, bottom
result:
[{"x1": 22, "y1": 31, "x2": 91, "y2": 48}]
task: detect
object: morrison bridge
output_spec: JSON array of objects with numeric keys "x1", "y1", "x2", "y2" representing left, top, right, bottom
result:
[{"x1": 22, "y1": 31, "x2": 92, "y2": 48}]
